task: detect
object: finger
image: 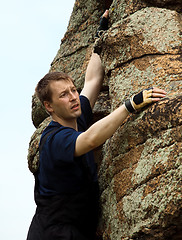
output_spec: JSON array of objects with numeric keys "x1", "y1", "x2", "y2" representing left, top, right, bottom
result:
[
  {"x1": 151, "y1": 98, "x2": 162, "y2": 102},
  {"x1": 143, "y1": 89, "x2": 152, "y2": 100},
  {"x1": 103, "y1": 10, "x2": 109, "y2": 18},
  {"x1": 146, "y1": 89, "x2": 153, "y2": 98},
  {"x1": 152, "y1": 87, "x2": 167, "y2": 95},
  {"x1": 145, "y1": 97, "x2": 153, "y2": 104},
  {"x1": 151, "y1": 92, "x2": 166, "y2": 99}
]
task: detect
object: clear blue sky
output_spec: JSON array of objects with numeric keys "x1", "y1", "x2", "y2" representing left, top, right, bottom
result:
[{"x1": 0, "y1": 0, "x2": 75, "y2": 239}]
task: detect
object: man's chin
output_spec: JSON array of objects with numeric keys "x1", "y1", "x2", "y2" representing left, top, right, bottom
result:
[
  {"x1": 76, "y1": 109, "x2": 82, "y2": 118},
  {"x1": 71, "y1": 108, "x2": 81, "y2": 118}
]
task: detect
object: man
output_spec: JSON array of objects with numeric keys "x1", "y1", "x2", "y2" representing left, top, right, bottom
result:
[{"x1": 27, "y1": 10, "x2": 167, "y2": 240}]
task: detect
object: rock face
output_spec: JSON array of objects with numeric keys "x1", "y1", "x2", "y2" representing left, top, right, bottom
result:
[{"x1": 28, "y1": 0, "x2": 182, "y2": 239}]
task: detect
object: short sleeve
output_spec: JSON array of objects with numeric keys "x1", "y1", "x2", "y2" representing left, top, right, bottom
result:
[
  {"x1": 47, "y1": 127, "x2": 81, "y2": 164},
  {"x1": 79, "y1": 95, "x2": 93, "y2": 126}
]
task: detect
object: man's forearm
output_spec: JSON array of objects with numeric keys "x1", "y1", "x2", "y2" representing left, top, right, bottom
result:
[
  {"x1": 75, "y1": 104, "x2": 129, "y2": 156},
  {"x1": 85, "y1": 52, "x2": 104, "y2": 84},
  {"x1": 80, "y1": 52, "x2": 104, "y2": 108}
]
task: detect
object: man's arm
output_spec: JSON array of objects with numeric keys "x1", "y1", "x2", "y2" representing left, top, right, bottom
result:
[
  {"x1": 80, "y1": 10, "x2": 109, "y2": 109},
  {"x1": 80, "y1": 52, "x2": 104, "y2": 108},
  {"x1": 75, "y1": 87, "x2": 167, "y2": 157},
  {"x1": 75, "y1": 104, "x2": 129, "y2": 156}
]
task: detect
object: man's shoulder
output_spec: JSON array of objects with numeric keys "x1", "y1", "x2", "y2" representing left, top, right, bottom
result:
[
  {"x1": 79, "y1": 95, "x2": 90, "y2": 107},
  {"x1": 78, "y1": 95, "x2": 93, "y2": 131},
  {"x1": 42, "y1": 121, "x2": 61, "y2": 135},
  {"x1": 79, "y1": 95, "x2": 93, "y2": 125}
]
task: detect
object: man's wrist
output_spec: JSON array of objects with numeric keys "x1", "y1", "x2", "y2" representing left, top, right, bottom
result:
[{"x1": 124, "y1": 98, "x2": 136, "y2": 113}]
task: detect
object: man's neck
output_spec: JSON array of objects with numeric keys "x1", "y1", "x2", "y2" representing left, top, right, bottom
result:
[{"x1": 52, "y1": 116, "x2": 78, "y2": 131}]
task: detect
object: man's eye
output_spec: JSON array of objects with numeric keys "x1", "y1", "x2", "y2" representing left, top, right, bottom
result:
[{"x1": 60, "y1": 93, "x2": 66, "y2": 97}]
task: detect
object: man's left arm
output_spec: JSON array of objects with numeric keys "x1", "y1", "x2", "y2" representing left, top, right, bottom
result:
[
  {"x1": 80, "y1": 52, "x2": 104, "y2": 109},
  {"x1": 80, "y1": 10, "x2": 109, "y2": 109}
]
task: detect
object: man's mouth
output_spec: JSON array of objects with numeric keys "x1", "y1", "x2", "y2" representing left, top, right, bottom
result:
[{"x1": 71, "y1": 103, "x2": 79, "y2": 110}]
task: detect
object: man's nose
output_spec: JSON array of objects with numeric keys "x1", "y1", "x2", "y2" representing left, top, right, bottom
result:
[{"x1": 69, "y1": 91, "x2": 77, "y2": 100}]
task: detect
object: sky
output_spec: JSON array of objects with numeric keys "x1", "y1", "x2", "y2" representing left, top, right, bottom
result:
[{"x1": 0, "y1": 0, "x2": 75, "y2": 239}]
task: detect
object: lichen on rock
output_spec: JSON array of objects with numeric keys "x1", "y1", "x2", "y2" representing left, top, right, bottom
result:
[{"x1": 28, "y1": 0, "x2": 182, "y2": 239}]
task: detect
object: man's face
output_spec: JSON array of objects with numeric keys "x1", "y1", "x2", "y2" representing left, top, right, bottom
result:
[{"x1": 45, "y1": 80, "x2": 81, "y2": 123}]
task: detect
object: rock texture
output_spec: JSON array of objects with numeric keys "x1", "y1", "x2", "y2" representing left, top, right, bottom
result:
[{"x1": 28, "y1": 0, "x2": 182, "y2": 239}]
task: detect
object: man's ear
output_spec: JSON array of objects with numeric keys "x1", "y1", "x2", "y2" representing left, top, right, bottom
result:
[{"x1": 44, "y1": 101, "x2": 53, "y2": 113}]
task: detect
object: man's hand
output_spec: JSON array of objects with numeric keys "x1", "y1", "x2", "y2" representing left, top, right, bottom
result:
[
  {"x1": 125, "y1": 87, "x2": 167, "y2": 113},
  {"x1": 95, "y1": 10, "x2": 109, "y2": 38}
]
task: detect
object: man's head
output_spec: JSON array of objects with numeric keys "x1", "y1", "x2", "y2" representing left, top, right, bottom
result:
[
  {"x1": 36, "y1": 72, "x2": 74, "y2": 105},
  {"x1": 36, "y1": 72, "x2": 81, "y2": 125}
]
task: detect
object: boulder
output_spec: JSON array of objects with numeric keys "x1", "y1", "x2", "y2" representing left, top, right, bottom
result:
[{"x1": 28, "y1": 0, "x2": 182, "y2": 239}]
